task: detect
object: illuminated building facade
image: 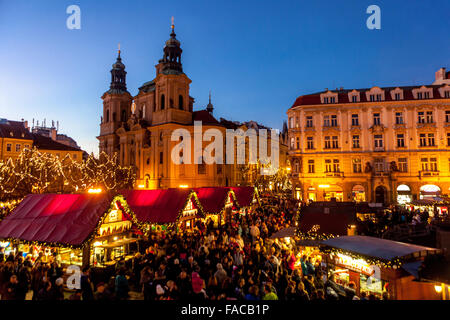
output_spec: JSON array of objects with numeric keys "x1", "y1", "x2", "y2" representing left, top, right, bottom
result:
[
  {"x1": 98, "y1": 23, "x2": 287, "y2": 189},
  {"x1": 287, "y1": 68, "x2": 450, "y2": 204},
  {"x1": 0, "y1": 119, "x2": 83, "y2": 162}
]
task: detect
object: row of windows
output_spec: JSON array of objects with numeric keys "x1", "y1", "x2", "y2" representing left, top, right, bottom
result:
[
  {"x1": 5, "y1": 143, "x2": 31, "y2": 152},
  {"x1": 289, "y1": 110, "x2": 450, "y2": 129},
  {"x1": 290, "y1": 132, "x2": 447, "y2": 150},
  {"x1": 320, "y1": 90, "x2": 450, "y2": 105},
  {"x1": 294, "y1": 157, "x2": 440, "y2": 174}
]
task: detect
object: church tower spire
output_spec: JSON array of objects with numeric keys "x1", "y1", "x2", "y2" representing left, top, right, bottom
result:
[
  {"x1": 156, "y1": 17, "x2": 183, "y2": 75},
  {"x1": 206, "y1": 90, "x2": 214, "y2": 114},
  {"x1": 109, "y1": 43, "x2": 128, "y2": 94}
]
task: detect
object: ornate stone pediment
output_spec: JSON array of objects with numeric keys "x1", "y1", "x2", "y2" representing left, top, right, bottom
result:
[{"x1": 369, "y1": 125, "x2": 386, "y2": 133}]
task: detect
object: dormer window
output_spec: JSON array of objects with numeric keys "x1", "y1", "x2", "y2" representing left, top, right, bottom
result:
[
  {"x1": 390, "y1": 88, "x2": 404, "y2": 101},
  {"x1": 366, "y1": 87, "x2": 385, "y2": 102},
  {"x1": 438, "y1": 85, "x2": 450, "y2": 98},
  {"x1": 348, "y1": 90, "x2": 360, "y2": 103},
  {"x1": 413, "y1": 86, "x2": 433, "y2": 99},
  {"x1": 320, "y1": 91, "x2": 338, "y2": 104}
]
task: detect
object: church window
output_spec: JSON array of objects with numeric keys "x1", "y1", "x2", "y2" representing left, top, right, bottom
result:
[
  {"x1": 161, "y1": 94, "x2": 165, "y2": 110},
  {"x1": 106, "y1": 110, "x2": 110, "y2": 122},
  {"x1": 179, "y1": 95, "x2": 183, "y2": 110}
]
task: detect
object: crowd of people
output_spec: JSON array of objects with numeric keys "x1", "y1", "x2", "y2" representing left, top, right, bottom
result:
[{"x1": 0, "y1": 196, "x2": 390, "y2": 301}]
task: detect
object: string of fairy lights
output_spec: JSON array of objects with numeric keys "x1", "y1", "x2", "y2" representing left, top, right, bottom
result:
[{"x1": 0, "y1": 148, "x2": 135, "y2": 201}]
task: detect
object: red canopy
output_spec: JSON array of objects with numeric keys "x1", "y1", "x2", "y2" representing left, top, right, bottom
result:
[
  {"x1": 0, "y1": 193, "x2": 112, "y2": 246},
  {"x1": 193, "y1": 187, "x2": 232, "y2": 214},
  {"x1": 230, "y1": 186, "x2": 258, "y2": 207},
  {"x1": 119, "y1": 189, "x2": 194, "y2": 224}
]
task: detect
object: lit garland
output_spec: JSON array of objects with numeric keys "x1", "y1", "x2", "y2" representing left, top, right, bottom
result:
[
  {"x1": 320, "y1": 246, "x2": 404, "y2": 269},
  {"x1": 0, "y1": 148, "x2": 135, "y2": 200}
]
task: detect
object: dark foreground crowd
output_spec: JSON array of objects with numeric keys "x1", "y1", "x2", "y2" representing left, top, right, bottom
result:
[{"x1": 0, "y1": 197, "x2": 388, "y2": 301}]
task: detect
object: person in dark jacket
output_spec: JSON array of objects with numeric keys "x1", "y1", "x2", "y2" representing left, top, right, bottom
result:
[
  {"x1": 2, "y1": 275, "x2": 18, "y2": 300},
  {"x1": 115, "y1": 267, "x2": 130, "y2": 300},
  {"x1": 80, "y1": 267, "x2": 94, "y2": 301}
]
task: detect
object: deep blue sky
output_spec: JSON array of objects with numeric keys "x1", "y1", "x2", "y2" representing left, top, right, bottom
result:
[{"x1": 0, "y1": 0, "x2": 449, "y2": 154}]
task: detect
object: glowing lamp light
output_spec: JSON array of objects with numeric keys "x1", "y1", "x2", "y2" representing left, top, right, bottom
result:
[
  {"x1": 286, "y1": 167, "x2": 291, "y2": 172},
  {"x1": 179, "y1": 185, "x2": 188, "y2": 188},
  {"x1": 88, "y1": 188, "x2": 102, "y2": 194},
  {"x1": 138, "y1": 184, "x2": 145, "y2": 189},
  {"x1": 319, "y1": 184, "x2": 330, "y2": 188},
  {"x1": 434, "y1": 285, "x2": 443, "y2": 293},
  {"x1": 93, "y1": 241, "x2": 102, "y2": 247}
]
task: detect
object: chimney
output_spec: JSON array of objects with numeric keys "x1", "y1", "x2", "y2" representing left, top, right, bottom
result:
[
  {"x1": 433, "y1": 67, "x2": 450, "y2": 85},
  {"x1": 51, "y1": 128, "x2": 57, "y2": 141}
]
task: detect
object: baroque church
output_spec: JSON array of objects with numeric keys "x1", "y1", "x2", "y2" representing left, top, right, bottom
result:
[{"x1": 98, "y1": 23, "x2": 287, "y2": 189}]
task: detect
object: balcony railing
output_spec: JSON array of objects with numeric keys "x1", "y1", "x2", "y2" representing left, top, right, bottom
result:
[
  {"x1": 325, "y1": 171, "x2": 344, "y2": 177},
  {"x1": 419, "y1": 170, "x2": 439, "y2": 178}
]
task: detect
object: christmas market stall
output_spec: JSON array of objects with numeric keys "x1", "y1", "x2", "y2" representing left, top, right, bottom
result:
[
  {"x1": 230, "y1": 186, "x2": 260, "y2": 215},
  {"x1": 0, "y1": 193, "x2": 145, "y2": 268},
  {"x1": 119, "y1": 188, "x2": 204, "y2": 233},
  {"x1": 320, "y1": 235, "x2": 443, "y2": 300},
  {"x1": 194, "y1": 187, "x2": 237, "y2": 226}
]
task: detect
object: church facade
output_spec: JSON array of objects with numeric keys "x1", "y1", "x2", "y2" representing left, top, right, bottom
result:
[{"x1": 97, "y1": 24, "x2": 287, "y2": 189}]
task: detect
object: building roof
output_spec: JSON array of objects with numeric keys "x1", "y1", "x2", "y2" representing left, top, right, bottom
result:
[
  {"x1": 321, "y1": 235, "x2": 440, "y2": 261},
  {"x1": 0, "y1": 193, "x2": 112, "y2": 246},
  {"x1": 32, "y1": 133, "x2": 81, "y2": 151},
  {"x1": 290, "y1": 84, "x2": 449, "y2": 109},
  {"x1": 0, "y1": 119, "x2": 33, "y2": 140},
  {"x1": 192, "y1": 110, "x2": 220, "y2": 125}
]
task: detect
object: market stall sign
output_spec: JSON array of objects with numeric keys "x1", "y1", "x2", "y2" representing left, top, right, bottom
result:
[{"x1": 332, "y1": 253, "x2": 374, "y2": 276}]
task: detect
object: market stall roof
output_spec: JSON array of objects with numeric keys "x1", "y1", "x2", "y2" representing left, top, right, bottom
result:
[
  {"x1": 193, "y1": 187, "x2": 233, "y2": 214},
  {"x1": 0, "y1": 193, "x2": 112, "y2": 246},
  {"x1": 298, "y1": 204, "x2": 356, "y2": 236},
  {"x1": 230, "y1": 186, "x2": 258, "y2": 207},
  {"x1": 269, "y1": 226, "x2": 297, "y2": 239},
  {"x1": 321, "y1": 236, "x2": 440, "y2": 261},
  {"x1": 119, "y1": 189, "x2": 194, "y2": 224}
]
